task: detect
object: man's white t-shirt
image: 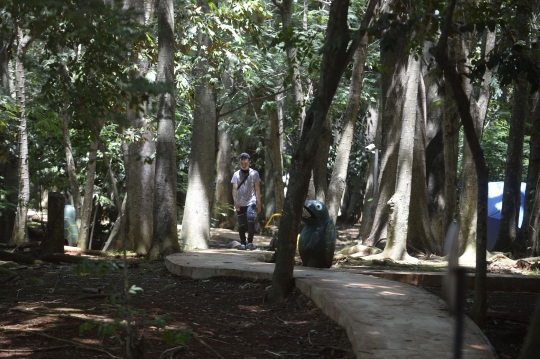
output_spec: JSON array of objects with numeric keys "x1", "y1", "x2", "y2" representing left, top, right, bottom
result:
[{"x1": 231, "y1": 168, "x2": 261, "y2": 207}]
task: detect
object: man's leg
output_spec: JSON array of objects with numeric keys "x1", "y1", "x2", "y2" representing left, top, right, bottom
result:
[
  {"x1": 237, "y1": 206, "x2": 247, "y2": 249},
  {"x1": 246, "y1": 204, "x2": 257, "y2": 249}
]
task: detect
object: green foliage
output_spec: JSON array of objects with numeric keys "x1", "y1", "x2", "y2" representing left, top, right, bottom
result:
[
  {"x1": 154, "y1": 315, "x2": 192, "y2": 345},
  {"x1": 79, "y1": 318, "x2": 123, "y2": 343},
  {"x1": 75, "y1": 258, "x2": 120, "y2": 277}
]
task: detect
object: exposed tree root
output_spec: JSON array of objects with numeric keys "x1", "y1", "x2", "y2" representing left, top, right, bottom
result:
[
  {"x1": 193, "y1": 333, "x2": 226, "y2": 359},
  {"x1": 0, "y1": 327, "x2": 121, "y2": 358},
  {"x1": 158, "y1": 345, "x2": 185, "y2": 359}
]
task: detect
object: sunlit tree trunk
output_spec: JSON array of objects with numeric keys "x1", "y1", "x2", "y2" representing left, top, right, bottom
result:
[
  {"x1": 364, "y1": 0, "x2": 408, "y2": 247},
  {"x1": 424, "y1": 40, "x2": 447, "y2": 248},
  {"x1": 408, "y1": 72, "x2": 437, "y2": 255},
  {"x1": 214, "y1": 71, "x2": 234, "y2": 229},
  {"x1": 123, "y1": 0, "x2": 155, "y2": 254},
  {"x1": 327, "y1": 39, "x2": 368, "y2": 224},
  {"x1": 357, "y1": 104, "x2": 380, "y2": 242},
  {"x1": 11, "y1": 24, "x2": 33, "y2": 244},
  {"x1": 383, "y1": 54, "x2": 420, "y2": 261},
  {"x1": 77, "y1": 138, "x2": 99, "y2": 250},
  {"x1": 180, "y1": 10, "x2": 217, "y2": 250},
  {"x1": 271, "y1": 93, "x2": 285, "y2": 215},
  {"x1": 147, "y1": 0, "x2": 179, "y2": 259}
]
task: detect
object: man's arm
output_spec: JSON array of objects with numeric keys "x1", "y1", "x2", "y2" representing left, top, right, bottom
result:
[
  {"x1": 232, "y1": 183, "x2": 239, "y2": 211},
  {"x1": 255, "y1": 181, "x2": 261, "y2": 213}
]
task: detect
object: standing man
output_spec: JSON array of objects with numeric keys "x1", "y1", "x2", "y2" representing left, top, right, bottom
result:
[{"x1": 231, "y1": 153, "x2": 261, "y2": 250}]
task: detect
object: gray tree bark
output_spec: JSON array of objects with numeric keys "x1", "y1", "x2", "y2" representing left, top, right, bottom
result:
[
  {"x1": 430, "y1": 0, "x2": 490, "y2": 327},
  {"x1": 180, "y1": 15, "x2": 217, "y2": 250},
  {"x1": 268, "y1": 0, "x2": 378, "y2": 301},
  {"x1": 327, "y1": 39, "x2": 368, "y2": 224},
  {"x1": 364, "y1": 0, "x2": 408, "y2": 247},
  {"x1": 11, "y1": 24, "x2": 33, "y2": 244},
  {"x1": 214, "y1": 71, "x2": 234, "y2": 229},
  {"x1": 383, "y1": 54, "x2": 421, "y2": 261},
  {"x1": 61, "y1": 108, "x2": 82, "y2": 222},
  {"x1": 122, "y1": 0, "x2": 155, "y2": 254},
  {"x1": 270, "y1": 93, "x2": 285, "y2": 215},
  {"x1": 77, "y1": 138, "x2": 99, "y2": 250},
  {"x1": 147, "y1": 0, "x2": 180, "y2": 260},
  {"x1": 408, "y1": 72, "x2": 437, "y2": 255},
  {"x1": 357, "y1": 104, "x2": 380, "y2": 242}
]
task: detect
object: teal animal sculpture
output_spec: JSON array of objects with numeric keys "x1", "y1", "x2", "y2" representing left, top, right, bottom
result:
[{"x1": 298, "y1": 200, "x2": 336, "y2": 268}]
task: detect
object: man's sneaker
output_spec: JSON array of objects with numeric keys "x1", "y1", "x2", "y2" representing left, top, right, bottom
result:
[
  {"x1": 237, "y1": 244, "x2": 246, "y2": 250},
  {"x1": 247, "y1": 243, "x2": 256, "y2": 250}
]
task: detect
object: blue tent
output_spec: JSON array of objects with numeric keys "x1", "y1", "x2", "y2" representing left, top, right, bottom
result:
[{"x1": 487, "y1": 182, "x2": 526, "y2": 251}]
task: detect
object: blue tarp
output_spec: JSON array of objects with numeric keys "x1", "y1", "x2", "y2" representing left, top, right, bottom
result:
[{"x1": 487, "y1": 182, "x2": 526, "y2": 251}]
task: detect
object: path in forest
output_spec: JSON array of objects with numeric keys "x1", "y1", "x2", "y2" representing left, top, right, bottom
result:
[{"x1": 165, "y1": 245, "x2": 498, "y2": 359}]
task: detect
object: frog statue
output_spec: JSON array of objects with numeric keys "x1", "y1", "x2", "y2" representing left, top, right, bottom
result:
[{"x1": 298, "y1": 200, "x2": 336, "y2": 268}]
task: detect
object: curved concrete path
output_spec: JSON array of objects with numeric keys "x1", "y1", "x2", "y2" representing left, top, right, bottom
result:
[{"x1": 165, "y1": 250, "x2": 497, "y2": 359}]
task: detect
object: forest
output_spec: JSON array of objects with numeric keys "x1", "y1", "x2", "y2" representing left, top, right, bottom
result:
[{"x1": 1, "y1": 0, "x2": 540, "y2": 341}]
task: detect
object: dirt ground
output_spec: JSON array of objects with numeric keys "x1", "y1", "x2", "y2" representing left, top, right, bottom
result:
[
  {"x1": 0, "y1": 232, "x2": 539, "y2": 359},
  {"x1": 0, "y1": 257, "x2": 356, "y2": 359}
]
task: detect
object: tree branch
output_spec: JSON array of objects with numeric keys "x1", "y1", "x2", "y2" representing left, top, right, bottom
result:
[
  {"x1": 270, "y1": 0, "x2": 284, "y2": 13},
  {"x1": 217, "y1": 87, "x2": 290, "y2": 118},
  {"x1": 342, "y1": 0, "x2": 379, "y2": 69}
]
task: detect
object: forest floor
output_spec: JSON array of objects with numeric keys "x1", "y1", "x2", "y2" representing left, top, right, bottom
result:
[{"x1": 0, "y1": 225, "x2": 538, "y2": 359}]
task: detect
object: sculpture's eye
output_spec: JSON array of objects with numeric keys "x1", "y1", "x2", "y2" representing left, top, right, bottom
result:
[{"x1": 316, "y1": 204, "x2": 322, "y2": 210}]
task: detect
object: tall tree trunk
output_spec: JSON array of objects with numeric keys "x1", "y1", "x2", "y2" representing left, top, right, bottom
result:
[
  {"x1": 327, "y1": 39, "x2": 368, "y2": 224},
  {"x1": 274, "y1": 0, "x2": 306, "y2": 128},
  {"x1": 268, "y1": 0, "x2": 377, "y2": 301},
  {"x1": 123, "y1": 0, "x2": 155, "y2": 254},
  {"x1": 384, "y1": 54, "x2": 421, "y2": 261},
  {"x1": 529, "y1": 174, "x2": 540, "y2": 256},
  {"x1": 180, "y1": 19, "x2": 217, "y2": 250},
  {"x1": 519, "y1": 93, "x2": 540, "y2": 256},
  {"x1": 364, "y1": 0, "x2": 408, "y2": 247},
  {"x1": 61, "y1": 108, "x2": 82, "y2": 222},
  {"x1": 214, "y1": 71, "x2": 234, "y2": 229},
  {"x1": 270, "y1": 93, "x2": 285, "y2": 215},
  {"x1": 312, "y1": 116, "x2": 331, "y2": 202},
  {"x1": 147, "y1": 0, "x2": 180, "y2": 260},
  {"x1": 424, "y1": 40, "x2": 447, "y2": 248},
  {"x1": 460, "y1": 3, "x2": 496, "y2": 260},
  {"x1": 11, "y1": 25, "x2": 33, "y2": 244},
  {"x1": 357, "y1": 104, "x2": 380, "y2": 242},
  {"x1": 77, "y1": 138, "x2": 99, "y2": 250},
  {"x1": 430, "y1": 0, "x2": 490, "y2": 327},
  {"x1": 494, "y1": 7, "x2": 531, "y2": 252},
  {"x1": 408, "y1": 72, "x2": 437, "y2": 255}
]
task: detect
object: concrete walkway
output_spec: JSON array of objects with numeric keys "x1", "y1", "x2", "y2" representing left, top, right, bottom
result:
[{"x1": 165, "y1": 249, "x2": 497, "y2": 359}]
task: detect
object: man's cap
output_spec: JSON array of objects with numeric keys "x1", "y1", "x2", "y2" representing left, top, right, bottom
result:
[{"x1": 239, "y1": 153, "x2": 250, "y2": 160}]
